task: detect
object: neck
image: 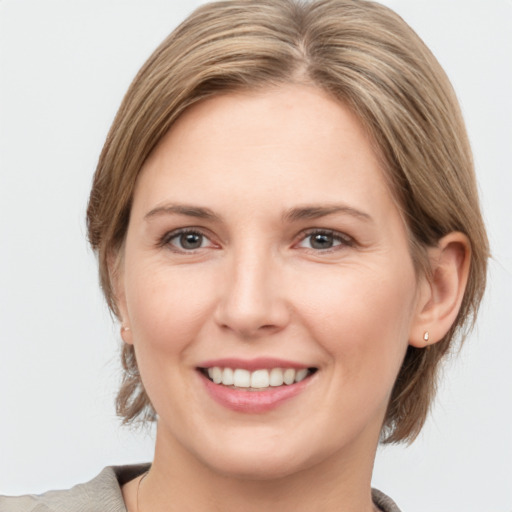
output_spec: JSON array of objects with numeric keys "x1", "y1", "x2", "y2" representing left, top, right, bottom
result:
[{"x1": 136, "y1": 424, "x2": 380, "y2": 512}]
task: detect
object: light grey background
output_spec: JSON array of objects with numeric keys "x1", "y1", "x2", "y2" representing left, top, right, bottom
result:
[{"x1": 1, "y1": 1, "x2": 511, "y2": 511}]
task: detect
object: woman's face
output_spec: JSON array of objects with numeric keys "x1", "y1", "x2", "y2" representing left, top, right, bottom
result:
[{"x1": 118, "y1": 85, "x2": 428, "y2": 479}]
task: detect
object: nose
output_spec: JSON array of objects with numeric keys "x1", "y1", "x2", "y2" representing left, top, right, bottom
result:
[{"x1": 213, "y1": 248, "x2": 290, "y2": 339}]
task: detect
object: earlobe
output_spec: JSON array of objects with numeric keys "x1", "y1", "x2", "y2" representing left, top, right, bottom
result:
[
  {"x1": 409, "y1": 232, "x2": 471, "y2": 348},
  {"x1": 120, "y1": 325, "x2": 133, "y2": 344},
  {"x1": 108, "y1": 249, "x2": 134, "y2": 345}
]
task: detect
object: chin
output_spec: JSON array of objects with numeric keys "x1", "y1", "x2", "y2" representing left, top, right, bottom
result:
[
  {"x1": 203, "y1": 452, "x2": 311, "y2": 481},
  {"x1": 190, "y1": 431, "x2": 329, "y2": 482}
]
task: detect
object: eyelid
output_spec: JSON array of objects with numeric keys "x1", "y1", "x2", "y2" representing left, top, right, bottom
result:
[
  {"x1": 159, "y1": 227, "x2": 218, "y2": 251},
  {"x1": 295, "y1": 228, "x2": 355, "y2": 251},
  {"x1": 157, "y1": 226, "x2": 354, "y2": 253}
]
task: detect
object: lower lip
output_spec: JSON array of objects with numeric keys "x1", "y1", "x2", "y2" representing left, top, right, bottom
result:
[{"x1": 199, "y1": 372, "x2": 313, "y2": 413}]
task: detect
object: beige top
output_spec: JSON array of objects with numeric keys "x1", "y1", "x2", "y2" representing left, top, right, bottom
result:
[{"x1": 0, "y1": 464, "x2": 402, "y2": 512}]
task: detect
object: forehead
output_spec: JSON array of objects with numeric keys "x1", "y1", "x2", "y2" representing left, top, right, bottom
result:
[{"x1": 133, "y1": 84, "x2": 396, "y2": 222}]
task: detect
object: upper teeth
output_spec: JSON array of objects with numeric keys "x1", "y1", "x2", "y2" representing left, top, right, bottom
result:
[{"x1": 206, "y1": 367, "x2": 311, "y2": 388}]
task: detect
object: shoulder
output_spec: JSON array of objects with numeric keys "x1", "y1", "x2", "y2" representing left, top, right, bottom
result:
[
  {"x1": 372, "y1": 488, "x2": 402, "y2": 512},
  {"x1": 0, "y1": 464, "x2": 150, "y2": 512}
]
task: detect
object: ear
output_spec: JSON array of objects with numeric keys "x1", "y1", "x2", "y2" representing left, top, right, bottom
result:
[
  {"x1": 108, "y1": 249, "x2": 134, "y2": 345},
  {"x1": 409, "y1": 232, "x2": 471, "y2": 348}
]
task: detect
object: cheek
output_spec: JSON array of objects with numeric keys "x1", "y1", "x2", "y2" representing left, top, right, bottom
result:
[
  {"x1": 122, "y1": 261, "x2": 218, "y2": 422},
  {"x1": 124, "y1": 260, "x2": 217, "y2": 354},
  {"x1": 294, "y1": 262, "x2": 417, "y2": 385}
]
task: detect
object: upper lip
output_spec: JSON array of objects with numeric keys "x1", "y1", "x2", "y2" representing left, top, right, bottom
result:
[{"x1": 197, "y1": 357, "x2": 314, "y2": 371}]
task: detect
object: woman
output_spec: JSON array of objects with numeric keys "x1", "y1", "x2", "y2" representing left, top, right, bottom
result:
[{"x1": 0, "y1": 0, "x2": 490, "y2": 511}]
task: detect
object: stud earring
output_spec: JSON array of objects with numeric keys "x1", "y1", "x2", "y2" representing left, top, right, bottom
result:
[
  {"x1": 423, "y1": 331, "x2": 430, "y2": 343},
  {"x1": 121, "y1": 325, "x2": 130, "y2": 334}
]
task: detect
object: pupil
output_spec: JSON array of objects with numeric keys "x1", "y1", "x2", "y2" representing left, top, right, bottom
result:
[
  {"x1": 181, "y1": 233, "x2": 202, "y2": 249},
  {"x1": 311, "y1": 233, "x2": 332, "y2": 249}
]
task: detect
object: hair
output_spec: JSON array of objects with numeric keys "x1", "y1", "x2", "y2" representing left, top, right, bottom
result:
[{"x1": 87, "y1": 0, "x2": 489, "y2": 443}]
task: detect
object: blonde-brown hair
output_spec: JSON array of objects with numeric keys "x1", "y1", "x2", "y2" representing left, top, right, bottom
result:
[{"x1": 87, "y1": 0, "x2": 489, "y2": 443}]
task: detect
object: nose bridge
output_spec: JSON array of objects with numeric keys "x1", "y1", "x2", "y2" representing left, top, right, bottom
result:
[{"x1": 215, "y1": 241, "x2": 288, "y2": 337}]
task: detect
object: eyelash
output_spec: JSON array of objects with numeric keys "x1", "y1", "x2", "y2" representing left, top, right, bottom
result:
[
  {"x1": 158, "y1": 228, "x2": 354, "y2": 253},
  {"x1": 297, "y1": 229, "x2": 355, "y2": 252},
  {"x1": 159, "y1": 228, "x2": 214, "y2": 252}
]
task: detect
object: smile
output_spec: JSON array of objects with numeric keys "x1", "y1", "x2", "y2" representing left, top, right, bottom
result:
[
  {"x1": 202, "y1": 367, "x2": 316, "y2": 390},
  {"x1": 197, "y1": 360, "x2": 318, "y2": 413}
]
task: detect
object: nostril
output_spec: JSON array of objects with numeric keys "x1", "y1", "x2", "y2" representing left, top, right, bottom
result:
[
  {"x1": 260, "y1": 324, "x2": 282, "y2": 332},
  {"x1": 212, "y1": 273, "x2": 290, "y2": 338}
]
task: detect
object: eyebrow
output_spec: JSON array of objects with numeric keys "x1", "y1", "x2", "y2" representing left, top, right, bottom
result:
[
  {"x1": 283, "y1": 205, "x2": 373, "y2": 223},
  {"x1": 144, "y1": 203, "x2": 372, "y2": 224},
  {"x1": 144, "y1": 204, "x2": 220, "y2": 221}
]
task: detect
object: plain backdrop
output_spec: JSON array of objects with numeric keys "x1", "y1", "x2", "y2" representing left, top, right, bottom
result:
[{"x1": 0, "y1": 1, "x2": 511, "y2": 511}]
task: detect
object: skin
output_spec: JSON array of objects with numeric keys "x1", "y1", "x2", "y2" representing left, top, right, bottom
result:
[{"x1": 117, "y1": 84, "x2": 470, "y2": 512}]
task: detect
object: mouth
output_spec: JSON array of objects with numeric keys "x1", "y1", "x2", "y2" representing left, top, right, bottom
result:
[
  {"x1": 198, "y1": 366, "x2": 318, "y2": 391},
  {"x1": 196, "y1": 358, "x2": 318, "y2": 412}
]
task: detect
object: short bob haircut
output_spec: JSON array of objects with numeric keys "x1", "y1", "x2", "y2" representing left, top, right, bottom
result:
[{"x1": 87, "y1": 0, "x2": 488, "y2": 444}]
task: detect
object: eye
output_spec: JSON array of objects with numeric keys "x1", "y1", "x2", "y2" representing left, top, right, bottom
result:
[
  {"x1": 163, "y1": 229, "x2": 212, "y2": 251},
  {"x1": 297, "y1": 230, "x2": 352, "y2": 251}
]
